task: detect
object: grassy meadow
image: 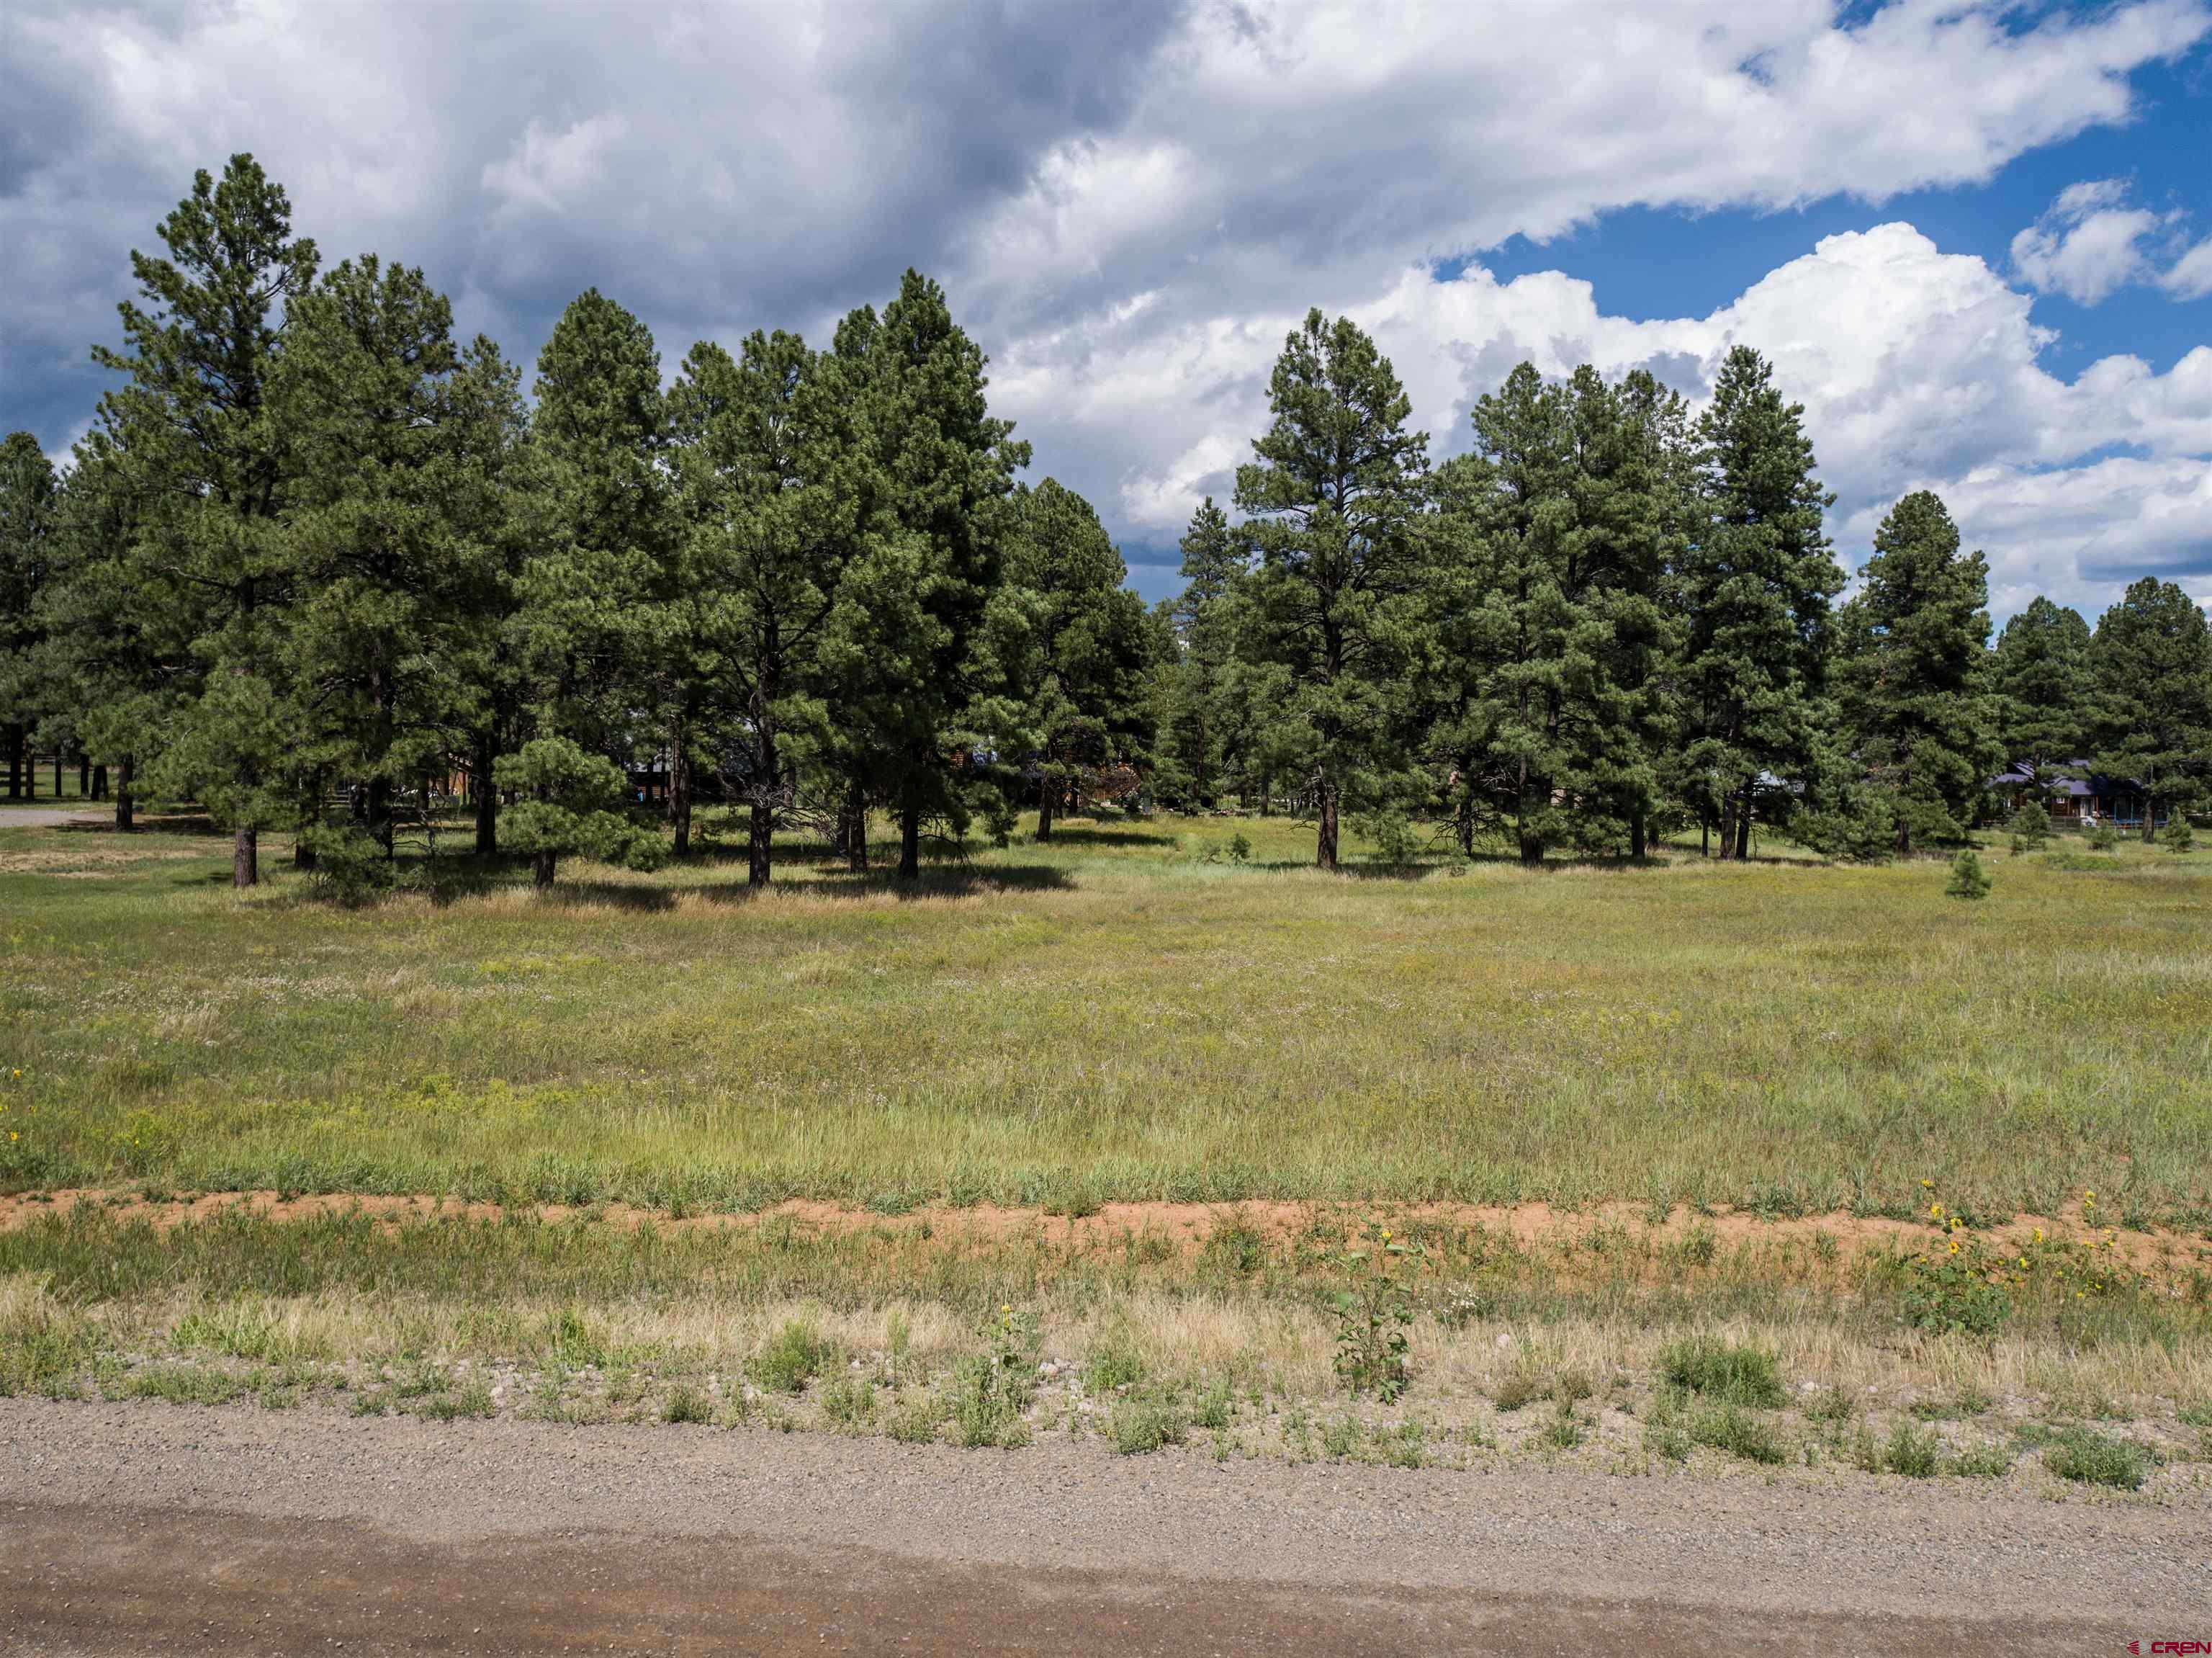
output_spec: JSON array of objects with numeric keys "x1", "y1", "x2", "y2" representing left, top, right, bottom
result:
[
  {"x1": 4, "y1": 809, "x2": 2211, "y2": 1226},
  {"x1": 4, "y1": 805, "x2": 2210, "y2": 1483}
]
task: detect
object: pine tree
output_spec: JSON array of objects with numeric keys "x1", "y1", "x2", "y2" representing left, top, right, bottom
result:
[
  {"x1": 516, "y1": 290, "x2": 674, "y2": 830},
  {"x1": 1003, "y1": 478, "x2": 1153, "y2": 839},
  {"x1": 1234, "y1": 309, "x2": 1429, "y2": 869},
  {"x1": 1992, "y1": 596, "x2": 2092, "y2": 797},
  {"x1": 1429, "y1": 363, "x2": 1681, "y2": 862},
  {"x1": 1676, "y1": 346, "x2": 1842, "y2": 859},
  {"x1": 1833, "y1": 491, "x2": 2000, "y2": 854},
  {"x1": 272, "y1": 256, "x2": 508, "y2": 856},
  {"x1": 91, "y1": 155, "x2": 320, "y2": 885},
  {"x1": 668, "y1": 328, "x2": 863, "y2": 884},
  {"x1": 0, "y1": 433, "x2": 56, "y2": 802},
  {"x1": 30, "y1": 431, "x2": 181, "y2": 830},
  {"x1": 832, "y1": 272, "x2": 1029, "y2": 878},
  {"x1": 2085, "y1": 578, "x2": 2212, "y2": 841},
  {"x1": 1161, "y1": 498, "x2": 1243, "y2": 807}
]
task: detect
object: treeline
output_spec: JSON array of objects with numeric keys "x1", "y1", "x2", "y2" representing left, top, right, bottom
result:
[{"x1": 4, "y1": 156, "x2": 2209, "y2": 885}]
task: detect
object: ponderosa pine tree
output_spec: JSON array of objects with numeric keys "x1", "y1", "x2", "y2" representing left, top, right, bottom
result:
[
  {"x1": 92, "y1": 154, "x2": 319, "y2": 885},
  {"x1": 516, "y1": 289, "x2": 674, "y2": 829},
  {"x1": 1235, "y1": 309, "x2": 1429, "y2": 869},
  {"x1": 1160, "y1": 497, "x2": 1242, "y2": 807},
  {"x1": 0, "y1": 433, "x2": 56, "y2": 802},
  {"x1": 1429, "y1": 363, "x2": 1681, "y2": 862},
  {"x1": 669, "y1": 328, "x2": 863, "y2": 883},
  {"x1": 1676, "y1": 346, "x2": 1842, "y2": 859},
  {"x1": 273, "y1": 256, "x2": 508, "y2": 856},
  {"x1": 1992, "y1": 596, "x2": 2092, "y2": 797},
  {"x1": 2085, "y1": 578, "x2": 2212, "y2": 841},
  {"x1": 32, "y1": 431, "x2": 181, "y2": 830},
  {"x1": 1831, "y1": 491, "x2": 2000, "y2": 854},
  {"x1": 1003, "y1": 478, "x2": 1152, "y2": 839},
  {"x1": 834, "y1": 271, "x2": 1029, "y2": 879}
]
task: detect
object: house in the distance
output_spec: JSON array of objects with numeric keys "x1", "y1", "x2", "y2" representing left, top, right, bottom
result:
[{"x1": 1992, "y1": 763, "x2": 2162, "y2": 828}]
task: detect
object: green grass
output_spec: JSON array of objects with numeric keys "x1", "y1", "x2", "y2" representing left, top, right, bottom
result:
[{"x1": 2, "y1": 811, "x2": 2211, "y2": 1224}]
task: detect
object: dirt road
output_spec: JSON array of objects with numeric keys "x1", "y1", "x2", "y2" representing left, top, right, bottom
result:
[
  {"x1": 2, "y1": 1399, "x2": 2203, "y2": 1655},
  {"x1": 0, "y1": 807, "x2": 104, "y2": 830}
]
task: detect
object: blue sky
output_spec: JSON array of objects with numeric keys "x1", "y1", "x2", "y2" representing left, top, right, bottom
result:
[{"x1": 5, "y1": 1, "x2": 2209, "y2": 620}]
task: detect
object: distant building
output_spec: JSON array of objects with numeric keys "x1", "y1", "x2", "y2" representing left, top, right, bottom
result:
[{"x1": 1991, "y1": 762, "x2": 2163, "y2": 828}]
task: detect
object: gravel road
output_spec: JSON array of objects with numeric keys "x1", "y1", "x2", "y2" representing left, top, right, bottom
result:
[{"x1": 2, "y1": 1399, "x2": 2204, "y2": 1654}]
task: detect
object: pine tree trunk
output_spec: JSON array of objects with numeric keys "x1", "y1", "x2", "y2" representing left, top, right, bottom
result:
[
  {"x1": 1315, "y1": 776, "x2": 1339, "y2": 871},
  {"x1": 2144, "y1": 795, "x2": 2159, "y2": 843},
  {"x1": 1715, "y1": 796, "x2": 1737, "y2": 861},
  {"x1": 78, "y1": 757, "x2": 90, "y2": 796},
  {"x1": 114, "y1": 756, "x2": 135, "y2": 833},
  {"x1": 53, "y1": 752, "x2": 63, "y2": 797},
  {"x1": 1734, "y1": 784, "x2": 1753, "y2": 860},
  {"x1": 898, "y1": 794, "x2": 920, "y2": 879},
  {"x1": 4, "y1": 725, "x2": 20, "y2": 799},
  {"x1": 91, "y1": 764, "x2": 107, "y2": 801},
  {"x1": 233, "y1": 827, "x2": 258, "y2": 889},
  {"x1": 1035, "y1": 769, "x2": 1055, "y2": 842},
  {"x1": 367, "y1": 776, "x2": 394, "y2": 853},
  {"x1": 670, "y1": 712, "x2": 692, "y2": 858},
  {"x1": 534, "y1": 850, "x2": 556, "y2": 889},
  {"x1": 473, "y1": 730, "x2": 498, "y2": 855},
  {"x1": 1631, "y1": 815, "x2": 1646, "y2": 860},
  {"x1": 844, "y1": 779, "x2": 868, "y2": 874}
]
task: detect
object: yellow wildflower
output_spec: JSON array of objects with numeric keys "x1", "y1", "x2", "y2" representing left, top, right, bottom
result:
[{"x1": 1929, "y1": 1202, "x2": 1943, "y2": 1218}]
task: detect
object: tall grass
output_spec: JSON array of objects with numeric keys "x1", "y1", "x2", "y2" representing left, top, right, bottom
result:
[{"x1": 3, "y1": 815, "x2": 2209, "y2": 1225}]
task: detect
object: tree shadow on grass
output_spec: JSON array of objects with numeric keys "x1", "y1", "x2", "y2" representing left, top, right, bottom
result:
[
  {"x1": 688, "y1": 863, "x2": 1077, "y2": 904},
  {"x1": 1030, "y1": 827, "x2": 1174, "y2": 850}
]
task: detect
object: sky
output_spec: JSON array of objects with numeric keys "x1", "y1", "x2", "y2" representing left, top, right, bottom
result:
[{"x1": 4, "y1": 0, "x2": 2209, "y2": 621}]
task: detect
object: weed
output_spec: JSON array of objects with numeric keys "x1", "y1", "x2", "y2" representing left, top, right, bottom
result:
[
  {"x1": 1491, "y1": 1369, "x2": 1544, "y2": 1412},
  {"x1": 1082, "y1": 1327, "x2": 1147, "y2": 1394},
  {"x1": 1883, "y1": 1421, "x2": 1943, "y2": 1478},
  {"x1": 660, "y1": 1381, "x2": 714, "y2": 1425},
  {"x1": 1539, "y1": 1399, "x2": 1584, "y2": 1451},
  {"x1": 1107, "y1": 1393, "x2": 1186, "y2": 1456},
  {"x1": 1656, "y1": 1336, "x2": 1785, "y2": 1407},
  {"x1": 1687, "y1": 1403, "x2": 1787, "y2": 1466},
  {"x1": 1805, "y1": 1386, "x2": 1855, "y2": 1425},
  {"x1": 883, "y1": 1391, "x2": 943, "y2": 1445},
  {"x1": 752, "y1": 1320, "x2": 830, "y2": 1394},
  {"x1": 2042, "y1": 1428, "x2": 2149, "y2": 1491},
  {"x1": 1319, "y1": 1415, "x2": 1362, "y2": 1460},
  {"x1": 819, "y1": 1374, "x2": 877, "y2": 1431},
  {"x1": 1946, "y1": 1442, "x2": 2015, "y2": 1479},
  {"x1": 1328, "y1": 1222, "x2": 1431, "y2": 1402}
]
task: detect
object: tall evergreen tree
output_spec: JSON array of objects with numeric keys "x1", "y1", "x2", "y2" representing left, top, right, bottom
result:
[
  {"x1": 832, "y1": 271, "x2": 1028, "y2": 879},
  {"x1": 0, "y1": 433, "x2": 56, "y2": 802},
  {"x1": 91, "y1": 154, "x2": 319, "y2": 885},
  {"x1": 272, "y1": 256, "x2": 508, "y2": 855},
  {"x1": 1832, "y1": 491, "x2": 2000, "y2": 853},
  {"x1": 1003, "y1": 478, "x2": 1152, "y2": 839},
  {"x1": 1992, "y1": 596, "x2": 2092, "y2": 797},
  {"x1": 1676, "y1": 346, "x2": 1842, "y2": 859},
  {"x1": 32, "y1": 431, "x2": 183, "y2": 830},
  {"x1": 516, "y1": 290, "x2": 674, "y2": 823},
  {"x1": 1235, "y1": 309, "x2": 1429, "y2": 869},
  {"x1": 2085, "y1": 578, "x2": 2212, "y2": 841},
  {"x1": 1430, "y1": 363, "x2": 1680, "y2": 862},
  {"x1": 1161, "y1": 497, "x2": 1242, "y2": 807},
  {"x1": 669, "y1": 328, "x2": 863, "y2": 883}
]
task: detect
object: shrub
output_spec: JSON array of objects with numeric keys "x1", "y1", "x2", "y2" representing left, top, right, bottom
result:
[
  {"x1": 1656, "y1": 1336, "x2": 1786, "y2": 1407},
  {"x1": 2162, "y1": 817, "x2": 2195, "y2": 853},
  {"x1": 752, "y1": 1320, "x2": 829, "y2": 1394},
  {"x1": 2006, "y1": 802, "x2": 2051, "y2": 850},
  {"x1": 1882, "y1": 1420, "x2": 1942, "y2": 1478},
  {"x1": 1359, "y1": 810, "x2": 1421, "y2": 868},
  {"x1": 1946, "y1": 1442, "x2": 2015, "y2": 1479},
  {"x1": 1945, "y1": 849, "x2": 1990, "y2": 900},
  {"x1": 1688, "y1": 1402, "x2": 1786, "y2": 1465},
  {"x1": 883, "y1": 1392, "x2": 943, "y2": 1445},
  {"x1": 2087, "y1": 823, "x2": 2121, "y2": 851},
  {"x1": 2043, "y1": 1428, "x2": 2149, "y2": 1490},
  {"x1": 298, "y1": 825, "x2": 393, "y2": 905},
  {"x1": 660, "y1": 1381, "x2": 713, "y2": 1424},
  {"x1": 1539, "y1": 1398, "x2": 1584, "y2": 1451},
  {"x1": 1082, "y1": 1327, "x2": 1147, "y2": 1394},
  {"x1": 1107, "y1": 1393, "x2": 1187, "y2": 1456},
  {"x1": 1491, "y1": 1370, "x2": 1543, "y2": 1412},
  {"x1": 819, "y1": 1374, "x2": 877, "y2": 1431}
]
